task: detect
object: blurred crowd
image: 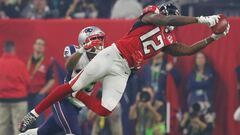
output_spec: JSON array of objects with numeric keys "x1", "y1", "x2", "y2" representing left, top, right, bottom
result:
[
  {"x1": 0, "y1": 0, "x2": 151, "y2": 19},
  {"x1": 0, "y1": 38, "x2": 226, "y2": 135},
  {"x1": 1, "y1": 0, "x2": 240, "y2": 19}
]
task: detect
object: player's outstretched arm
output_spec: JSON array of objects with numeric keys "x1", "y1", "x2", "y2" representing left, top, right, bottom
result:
[
  {"x1": 162, "y1": 37, "x2": 214, "y2": 56},
  {"x1": 163, "y1": 24, "x2": 230, "y2": 56},
  {"x1": 65, "y1": 39, "x2": 100, "y2": 70},
  {"x1": 142, "y1": 13, "x2": 219, "y2": 27}
]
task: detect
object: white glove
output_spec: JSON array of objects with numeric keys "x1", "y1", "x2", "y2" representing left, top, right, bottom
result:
[
  {"x1": 197, "y1": 15, "x2": 220, "y2": 27},
  {"x1": 211, "y1": 24, "x2": 230, "y2": 40}
]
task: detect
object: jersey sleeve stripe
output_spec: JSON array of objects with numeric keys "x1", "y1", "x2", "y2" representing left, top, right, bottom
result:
[{"x1": 69, "y1": 45, "x2": 76, "y2": 54}]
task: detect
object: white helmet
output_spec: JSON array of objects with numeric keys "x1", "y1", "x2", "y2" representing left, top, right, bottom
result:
[{"x1": 78, "y1": 26, "x2": 105, "y2": 51}]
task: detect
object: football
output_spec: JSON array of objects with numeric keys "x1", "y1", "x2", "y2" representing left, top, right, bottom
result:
[{"x1": 211, "y1": 14, "x2": 229, "y2": 34}]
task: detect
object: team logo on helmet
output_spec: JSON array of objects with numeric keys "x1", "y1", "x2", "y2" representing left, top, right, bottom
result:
[{"x1": 84, "y1": 28, "x2": 94, "y2": 33}]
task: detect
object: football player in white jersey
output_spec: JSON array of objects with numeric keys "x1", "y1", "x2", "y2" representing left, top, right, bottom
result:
[{"x1": 19, "y1": 26, "x2": 105, "y2": 135}]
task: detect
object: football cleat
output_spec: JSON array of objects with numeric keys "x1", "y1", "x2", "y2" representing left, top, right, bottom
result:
[{"x1": 18, "y1": 112, "x2": 37, "y2": 133}]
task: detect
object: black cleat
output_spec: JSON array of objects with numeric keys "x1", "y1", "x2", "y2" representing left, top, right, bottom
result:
[{"x1": 18, "y1": 112, "x2": 37, "y2": 132}]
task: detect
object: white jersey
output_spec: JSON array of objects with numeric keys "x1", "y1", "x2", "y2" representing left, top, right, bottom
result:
[
  {"x1": 63, "y1": 45, "x2": 95, "y2": 108},
  {"x1": 64, "y1": 45, "x2": 90, "y2": 78},
  {"x1": 72, "y1": 52, "x2": 90, "y2": 77}
]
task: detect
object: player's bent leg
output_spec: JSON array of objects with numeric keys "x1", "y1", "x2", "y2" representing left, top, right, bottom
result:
[
  {"x1": 34, "y1": 83, "x2": 73, "y2": 115},
  {"x1": 101, "y1": 46, "x2": 131, "y2": 112},
  {"x1": 75, "y1": 91, "x2": 112, "y2": 116},
  {"x1": 74, "y1": 72, "x2": 130, "y2": 116},
  {"x1": 18, "y1": 84, "x2": 73, "y2": 133},
  {"x1": 33, "y1": 60, "x2": 106, "y2": 116},
  {"x1": 19, "y1": 46, "x2": 114, "y2": 132},
  {"x1": 33, "y1": 65, "x2": 101, "y2": 116},
  {"x1": 53, "y1": 100, "x2": 81, "y2": 135},
  {"x1": 18, "y1": 84, "x2": 72, "y2": 133},
  {"x1": 35, "y1": 47, "x2": 113, "y2": 115},
  {"x1": 37, "y1": 114, "x2": 62, "y2": 135},
  {"x1": 18, "y1": 114, "x2": 62, "y2": 135},
  {"x1": 234, "y1": 106, "x2": 240, "y2": 121},
  {"x1": 101, "y1": 73, "x2": 130, "y2": 112},
  {"x1": 75, "y1": 45, "x2": 131, "y2": 116},
  {"x1": 69, "y1": 47, "x2": 112, "y2": 92}
]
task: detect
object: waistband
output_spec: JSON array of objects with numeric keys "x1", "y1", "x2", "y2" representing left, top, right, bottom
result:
[{"x1": 112, "y1": 43, "x2": 134, "y2": 69}]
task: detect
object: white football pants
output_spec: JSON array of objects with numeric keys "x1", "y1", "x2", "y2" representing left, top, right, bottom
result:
[
  {"x1": 69, "y1": 44, "x2": 131, "y2": 111},
  {"x1": 234, "y1": 106, "x2": 240, "y2": 121}
]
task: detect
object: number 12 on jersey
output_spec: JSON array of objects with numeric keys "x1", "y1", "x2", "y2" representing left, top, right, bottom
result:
[{"x1": 140, "y1": 27, "x2": 165, "y2": 55}]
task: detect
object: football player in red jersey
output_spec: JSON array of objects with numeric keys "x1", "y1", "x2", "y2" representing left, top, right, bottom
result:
[{"x1": 19, "y1": 3, "x2": 230, "y2": 132}]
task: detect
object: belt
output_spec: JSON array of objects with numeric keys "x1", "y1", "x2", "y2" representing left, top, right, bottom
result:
[
  {"x1": 113, "y1": 43, "x2": 134, "y2": 70},
  {"x1": 119, "y1": 52, "x2": 135, "y2": 70},
  {"x1": 119, "y1": 53, "x2": 125, "y2": 60}
]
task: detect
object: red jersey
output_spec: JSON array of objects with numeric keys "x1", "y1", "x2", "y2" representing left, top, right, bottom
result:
[
  {"x1": 27, "y1": 56, "x2": 54, "y2": 94},
  {"x1": 0, "y1": 54, "x2": 30, "y2": 100},
  {"x1": 116, "y1": 5, "x2": 177, "y2": 68}
]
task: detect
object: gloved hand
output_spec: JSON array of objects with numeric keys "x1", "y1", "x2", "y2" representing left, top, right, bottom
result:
[
  {"x1": 211, "y1": 24, "x2": 230, "y2": 40},
  {"x1": 84, "y1": 40, "x2": 102, "y2": 50},
  {"x1": 76, "y1": 40, "x2": 102, "y2": 54},
  {"x1": 197, "y1": 15, "x2": 220, "y2": 27}
]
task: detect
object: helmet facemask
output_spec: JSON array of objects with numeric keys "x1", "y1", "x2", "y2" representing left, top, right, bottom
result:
[
  {"x1": 78, "y1": 26, "x2": 106, "y2": 54},
  {"x1": 84, "y1": 34, "x2": 105, "y2": 54},
  {"x1": 159, "y1": 3, "x2": 180, "y2": 33}
]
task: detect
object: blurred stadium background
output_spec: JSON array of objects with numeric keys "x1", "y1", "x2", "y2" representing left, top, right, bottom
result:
[{"x1": 0, "y1": 0, "x2": 240, "y2": 135}]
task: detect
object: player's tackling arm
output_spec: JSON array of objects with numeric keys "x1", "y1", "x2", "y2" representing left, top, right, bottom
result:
[
  {"x1": 65, "y1": 40, "x2": 101, "y2": 70},
  {"x1": 64, "y1": 46, "x2": 85, "y2": 71},
  {"x1": 65, "y1": 52, "x2": 82, "y2": 70}
]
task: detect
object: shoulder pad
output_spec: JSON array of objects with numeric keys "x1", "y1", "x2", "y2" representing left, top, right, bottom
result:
[{"x1": 63, "y1": 45, "x2": 77, "y2": 58}]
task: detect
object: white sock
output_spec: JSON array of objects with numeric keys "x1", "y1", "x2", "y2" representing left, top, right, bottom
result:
[
  {"x1": 18, "y1": 128, "x2": 38, "y2": 135},
  {"x1": 31, "y1": 109, "x2": 39, "y2": 117}
]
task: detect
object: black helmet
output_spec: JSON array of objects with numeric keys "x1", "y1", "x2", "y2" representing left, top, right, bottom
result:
[{"x1": 159, "y1": 3, "x2": 180, "y2": 16}]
